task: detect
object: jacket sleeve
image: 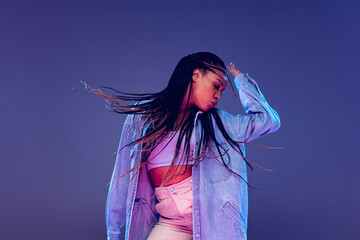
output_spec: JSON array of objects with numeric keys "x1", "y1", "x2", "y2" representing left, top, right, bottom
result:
[
  {"x1": 106, "y1": 114, "x2": 134, "y2": 240},
  {"x1": 225, "y1": 73, "x2": 280, "y2": 142}
]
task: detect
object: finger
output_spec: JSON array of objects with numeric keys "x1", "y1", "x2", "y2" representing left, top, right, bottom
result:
[{"x1": 229, "y1": 62, "x2": 236, "y2": 70}]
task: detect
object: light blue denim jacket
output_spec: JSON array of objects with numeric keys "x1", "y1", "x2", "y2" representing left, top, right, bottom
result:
[{"x1": 106, "y1": 73, "x2": 280, "y2": 240}]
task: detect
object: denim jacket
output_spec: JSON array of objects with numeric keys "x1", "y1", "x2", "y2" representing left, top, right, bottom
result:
[{"x1": 106, "y1": 73, "x2": 281, "y2": 240}]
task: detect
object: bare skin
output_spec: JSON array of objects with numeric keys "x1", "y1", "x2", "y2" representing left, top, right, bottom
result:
[{"x1": 149, "y1": 63, "x2": 242, "y2": 187}]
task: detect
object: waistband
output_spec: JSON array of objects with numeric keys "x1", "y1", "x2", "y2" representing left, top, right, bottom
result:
[{"x1": 154, "y1": 176, "x2": 192, "y2": 200}]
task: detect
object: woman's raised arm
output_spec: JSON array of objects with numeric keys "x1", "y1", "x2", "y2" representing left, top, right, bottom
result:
[{"x1": 223, "y1": 63, "x2": 281, "y2": 142}]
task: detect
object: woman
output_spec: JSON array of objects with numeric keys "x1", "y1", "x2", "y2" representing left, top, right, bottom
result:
[{"x1": 87, "y1": 52, "x2": 280, "y2": 240}]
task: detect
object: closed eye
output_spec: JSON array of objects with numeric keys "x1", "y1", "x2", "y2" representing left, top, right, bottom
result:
[
  {"x1": 215, "y1": 79, "x2": 226, "y2": 93},
  {"x1": 214, "y1": 84, "x2": 225, "y2": 94}
]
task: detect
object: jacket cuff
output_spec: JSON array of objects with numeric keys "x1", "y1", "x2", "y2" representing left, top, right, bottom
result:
[
  {"x1": 234, "y1": 73, "x2": 248, "y2": 90},
  {"x1": 234, "y1": 73, "x2": 262, "y2": 94}
]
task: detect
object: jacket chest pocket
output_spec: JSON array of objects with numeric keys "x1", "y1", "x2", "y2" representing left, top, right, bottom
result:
[{"x1": 203, "y1": 143, "x2": 232, "y2": 184}]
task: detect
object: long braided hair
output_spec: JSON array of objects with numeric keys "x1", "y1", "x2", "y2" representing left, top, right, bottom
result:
[{"x1": 85, "y1": 52, "x2": 254, "y2": 187}]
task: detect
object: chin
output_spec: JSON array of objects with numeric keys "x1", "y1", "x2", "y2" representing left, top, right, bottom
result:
[
  {"x1": 200, "y1": 106, "x2": 212, "y2": 112},
  {"x1": 195, "y1": 103, "x2": 212, "y2": 112}
]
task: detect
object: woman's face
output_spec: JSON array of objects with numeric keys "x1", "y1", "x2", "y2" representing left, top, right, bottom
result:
[{"x1": 187, "y1": 68, "x2": 227, "y2": 112}]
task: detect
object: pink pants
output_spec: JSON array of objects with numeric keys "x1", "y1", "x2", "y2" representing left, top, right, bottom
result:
[{"x1": 147, "y1": 176, "x2": 193, "y2": 240}]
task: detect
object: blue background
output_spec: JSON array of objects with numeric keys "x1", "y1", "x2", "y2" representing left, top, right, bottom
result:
[{"x1": 1, "y1": 0, "x2": 359, "y2": 239}]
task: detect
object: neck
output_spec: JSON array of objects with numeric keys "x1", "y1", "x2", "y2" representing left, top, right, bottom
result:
[
  {"x1": 175, "y1": 85, "x2": 193, "y2": 130},
  {"x1": 174, "y1": 108, "x2": 191, "y2": 130}
]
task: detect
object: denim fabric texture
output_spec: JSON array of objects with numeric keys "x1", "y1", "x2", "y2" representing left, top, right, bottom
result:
[{"x1": 105, "y1": 73, "x2": 281, "y2": 240}]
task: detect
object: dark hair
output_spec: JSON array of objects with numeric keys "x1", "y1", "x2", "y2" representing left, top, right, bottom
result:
[{"x1": 85, "y1": 52, "x2": 253, "y2": 187}]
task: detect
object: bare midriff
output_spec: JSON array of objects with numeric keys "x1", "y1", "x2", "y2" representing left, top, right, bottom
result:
[{"x1": 149, "y1": 165, "x2": 192, "y2": 187}]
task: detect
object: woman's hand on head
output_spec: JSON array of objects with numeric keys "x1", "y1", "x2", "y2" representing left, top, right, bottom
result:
[{"x1": 227, "y1": 62, "x2": 242, "y2": 78}]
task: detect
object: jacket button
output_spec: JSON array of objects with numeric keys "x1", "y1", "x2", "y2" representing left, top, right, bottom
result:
[
  {"x1": 195, "y1": 210, "x2": 198, "y2": 214},
  {"x1": 170, "y1": 188, "x2": 174, "y2": 192},
  {"x1": 196, "y1": 234, "x2": 199, "y2": 238}
]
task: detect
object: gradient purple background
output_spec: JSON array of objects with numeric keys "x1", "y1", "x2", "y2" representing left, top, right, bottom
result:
[{"x1": 1, "y1": 0, "x2": 359, "y2": 239}]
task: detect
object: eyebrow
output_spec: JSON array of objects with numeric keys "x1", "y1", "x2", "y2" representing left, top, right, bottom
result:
[{"x1": 216, "y1": 79, "x2": 225, "y2": 87}]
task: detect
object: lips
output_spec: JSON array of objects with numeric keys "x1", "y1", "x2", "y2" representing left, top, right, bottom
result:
[{"x1": 211, "y1": 102, "x2": 218, "y2": 107}]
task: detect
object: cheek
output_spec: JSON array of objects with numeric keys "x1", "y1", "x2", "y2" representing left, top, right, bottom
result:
[
  {"x1": 191, "y1": 83, "x2": 214, "y2": 108},
  {"x1": 203, "y1": 86, "x2": 215, "y2": 99},
  {"x1": 198, "y1": 89, "x2": 215, "y2": 110},
  {"x1": 196, "y1": 87, "x2": 212, "y2": 102}
]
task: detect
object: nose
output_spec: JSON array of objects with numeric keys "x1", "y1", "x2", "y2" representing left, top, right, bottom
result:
[
  {"x1": 215, "y1": 89, "x2": 223, "y2": 100},
  {"x1": 215, "y1": 93, "x2": 221, "y2": 101}
]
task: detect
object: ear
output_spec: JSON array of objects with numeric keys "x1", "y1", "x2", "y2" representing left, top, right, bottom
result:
[{"x1": 192, "y1": 69, "x2": 202, "y2": 82}]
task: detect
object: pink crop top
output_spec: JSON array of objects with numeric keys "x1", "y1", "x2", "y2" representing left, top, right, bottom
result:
[{"x1": 147, "y1": 131, "x2": 195, "y2": 170}]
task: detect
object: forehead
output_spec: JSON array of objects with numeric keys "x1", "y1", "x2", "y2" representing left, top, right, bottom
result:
[{"x1": 207, "y1": 68, "x2": 228, "y2": 85}]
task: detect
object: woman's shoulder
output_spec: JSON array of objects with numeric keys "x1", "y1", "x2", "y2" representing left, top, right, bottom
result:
[
  {"x1": 124, "y1": 99, "x2": 152, "y2": 130},
  {"x1": 123, "y1": 101, "x2": 144, "y2": 129}
]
